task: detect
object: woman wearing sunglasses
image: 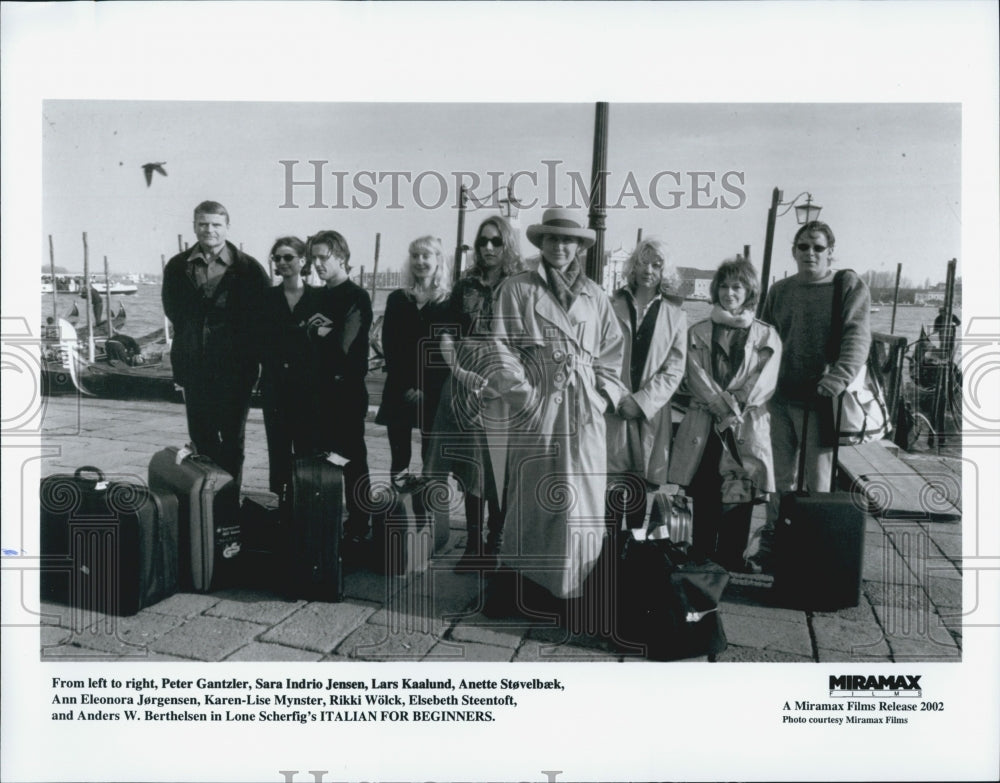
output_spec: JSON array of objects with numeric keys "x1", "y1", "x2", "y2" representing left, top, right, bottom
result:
[
  {"x1": 425, "y1": 217, "x2": 523, "y2": 571},
  {"x1": 260, "y1": 235, "x2": 326, "y2": 495}
]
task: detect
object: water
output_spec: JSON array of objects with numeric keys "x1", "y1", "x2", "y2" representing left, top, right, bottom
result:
[{"x1": 42, "y1": 285, "x2": 950, "y2": 353}]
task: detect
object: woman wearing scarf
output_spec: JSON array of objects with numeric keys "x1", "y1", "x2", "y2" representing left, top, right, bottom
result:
[
  {"x1": 425, "y1": 217, "x2": 523, "y2": 571},
  {"x1": 485, "y1": 208, "x2": 627, "y2": 609},
  {"x1": 605, "y1": 238, "x2": 687, "y2": 547},
  {"x1": 668, "y1": 257, "x2": 782, "y2": 571}
]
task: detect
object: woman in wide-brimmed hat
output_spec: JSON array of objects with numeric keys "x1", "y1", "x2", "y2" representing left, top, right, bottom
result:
[{"x1": 483, "y1": 208, "x2": 627, "y2": 615}]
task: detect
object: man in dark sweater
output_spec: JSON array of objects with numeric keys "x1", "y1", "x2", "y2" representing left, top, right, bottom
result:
[
  {"x1": 162, "y1": 201, "x2": 270, "y2": 494},
  {"x1": 749, "y1": 221, "x2": 871, "y2": 572},
  {"x1": 308, "y1": 231, "x2": 374, "y2": 545}
]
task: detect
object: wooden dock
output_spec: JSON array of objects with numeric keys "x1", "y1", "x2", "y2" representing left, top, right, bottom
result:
[{"x1": 838, "y1": 440, "x2": 961, "y2": 521}]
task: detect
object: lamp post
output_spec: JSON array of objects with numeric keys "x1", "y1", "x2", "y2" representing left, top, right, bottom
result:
[
  {"x1": 453, "y1": 178, "x2": 521, "y2": 284},
  {"x1": 756, "y1": 189, "x2": 823, "y2": 317}
]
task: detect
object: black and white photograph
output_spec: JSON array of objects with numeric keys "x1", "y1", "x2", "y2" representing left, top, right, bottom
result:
[{"x1": 3, "y1": 2, "x2": 998, "y2": 782}]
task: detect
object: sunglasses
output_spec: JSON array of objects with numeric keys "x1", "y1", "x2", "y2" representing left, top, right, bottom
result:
[
  {"x1": 475, "y1": 236, "x2": 503, "y2": 249},
  {"x1": 795, "y1": 243, "x2": 828, "y2": 253},
  {"x1": 272, "y1": 253, "x2": 300, "y2": 263}
]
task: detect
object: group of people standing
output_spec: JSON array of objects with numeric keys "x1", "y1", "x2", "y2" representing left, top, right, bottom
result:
[{"x1": 164, "y1": 200, "x2": 871, "y2": 619}]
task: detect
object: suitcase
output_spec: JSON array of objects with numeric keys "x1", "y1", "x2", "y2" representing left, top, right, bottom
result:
[
  {"x1": 148, "y1": 447, "x2": 239, "y2": 592},
  {"x1": 370, "y1": 477, "x2": 447, "y2": 576},
  {"x1": 40, "y1": 466, "x2": 179, "y2": 616},
  {"x1": 235, "y1": 493, "x2": 282, "y2": 590},
  {"x1": 772, "y1": 399, "x2": 867, "y2": 610},
  {"x1": 283, "y1": 454, "x2": 344, "y2": 602},
  {"x1": 616, "y1": 532, "x2": 729, "y2": 661}
]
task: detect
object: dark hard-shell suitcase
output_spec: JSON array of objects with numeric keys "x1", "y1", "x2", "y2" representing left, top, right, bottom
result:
[
  {"x1": 40, "y1": 466, "x2": 179, "y2": 616},
  {"x1": 148, "y1": 447, "x2": 239, "y2": 592},
  {"x1": 283, "y1": 454, "x2": 344, "y2": 602},
  {"x1": 772, "y1": 400, "x2": 867, "y2": 610},
  {"x1": 236, "y1": 493, "x2": 282, "y2": 590},
  {"x1": 370, "y1": 478, "x2": 447, "y2": 575}
]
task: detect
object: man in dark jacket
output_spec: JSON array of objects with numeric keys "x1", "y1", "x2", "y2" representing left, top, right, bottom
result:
[
  {"x1": 307, "y1": 230, "x2": 374, "y2": 545},
  {"x1": 162, "y1": 201, "x2": 270, "y2": 493}
]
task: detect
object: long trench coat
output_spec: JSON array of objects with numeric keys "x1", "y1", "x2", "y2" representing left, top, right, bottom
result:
[
  {"x1": 486, "y1": 269, "x2": 627, "y2": 599},
  {"x1": 667, "y1": 317, "x2": 782, "y2": 492},
  {"x1": 605, "y1": 289, "x2": 687, "y2": 485}
]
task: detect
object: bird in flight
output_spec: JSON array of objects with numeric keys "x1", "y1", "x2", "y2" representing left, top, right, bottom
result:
[{"x1": 141, "y1": 162, "x2": 168, "y2": 187}]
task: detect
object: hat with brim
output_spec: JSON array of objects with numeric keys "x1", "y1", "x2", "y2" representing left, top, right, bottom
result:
[{"x1": 526, "y1": 208, "x2": 596, "y2": 250}]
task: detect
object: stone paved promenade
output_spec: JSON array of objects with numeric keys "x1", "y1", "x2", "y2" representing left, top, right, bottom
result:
[{"x1": 33, "y1": 394, "x2": 962, "y2": 663}]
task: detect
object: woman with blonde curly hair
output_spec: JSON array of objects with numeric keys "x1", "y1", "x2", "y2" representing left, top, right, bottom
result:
[
  {"x1": 425, "y1": 217, "x2": 523, "y2": 570},
  {"x1": 605, "y1": 237, "x2": 687, "y2": 544},
  {"x1": 375, "y1": 236, "x2": 452, "y2": 482}
]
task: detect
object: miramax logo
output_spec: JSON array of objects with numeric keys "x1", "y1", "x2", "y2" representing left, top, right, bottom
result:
[{"x1": 829, "y1": 674, "x2": 922, "y2": 698}]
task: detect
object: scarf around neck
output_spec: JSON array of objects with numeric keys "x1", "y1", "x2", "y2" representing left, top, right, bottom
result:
[
  {"x1": 710, "y1": 304, "x2": 754, "y2": 328},
  {"x1": 543, "y1": 258, "x2": 585, "y2": 311}
]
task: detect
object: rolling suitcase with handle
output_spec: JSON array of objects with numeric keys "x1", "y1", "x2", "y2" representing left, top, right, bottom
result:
[
  {"x1": 283, "y1": 453, "x2": 344, "y2": 602},
  {"x1": 772, "y1": 397, "x2": 867, "y2": 610},
  {"x1": 148, "y1": 446, "x2": 239, "y2": 592},
  {"x1": 40, "y1": 466, "x2": 179, "y2": 615}
]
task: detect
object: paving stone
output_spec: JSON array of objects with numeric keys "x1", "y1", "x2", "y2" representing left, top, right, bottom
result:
[
  {"x1": 449, "y1": 620, "x2": 526, "y2": 649},
  {"x1": 205, "y1": 596, "x2": 305, "y2": 625},
  {"x1": 513, "y1": 639, "x2": 622, "y2": 662},
  {"x1": 811, "y1": 598, "x2": 877, "y2": 624},
  {"x1": 926, "y1": 575, "x2": 962, "y2": 609},
  {"x1": 714, "y1": 645, "x2": 813, "y2": 663},
  {"x1": 811, "y1": 615, "x2": 891, "y2": 657},
  {"x1": 150, "y1": 616, "x2": 268, "y2": 661},
  {"x1": 367, "y1": 574, "x2": 477, "y2": 633},
  {"x1": 526, "y1": 624, "x2": 619, "y2": 654},
  {"x1": 41, "y1": 630, "x2": 122, "y2": 661},
  {"x1": 343, "y1": 568, "x2": 405, "y2": 605},
  {"x1": 863, "y1": 579, "x2": 929, "y2": 610},
  {"x1": 816, "y1": 645, "x2": 892, "y2": 662},
  {"x1": 718, "y1": 597, "x2": 804, "y2": 624},
  {"x1": 320, "y1": 648, "x2": 360, "y2": 662},
  {"x1": 56, "y1": 611, "x2": 185, "y2": 656},
  {"x1": 720, "y1": 613, "x2": 813, "y2": 658},
  {"x1": 337, "y1": 623, "x2": 441, "y2": 661},
  {"x1": 871, "y1": 605, "x2": 961, "y2": 661},
  {"x1": 146, "y1": 593, "x2": 221, "y2": 618},
  {"x1": 225, "y1": 642, "x2": 323, "y2": 662},
  {"x1": 925, "y1": 527, "x2": 961, "y2": 564},
  {"x1": 261, "y1": 601, "x2": 376, "y2": 653},
  {"x1": 37, "y1": 600, "x2": 105, "y2": 631},
  {"x1": 425, "y1": 639, "x2": 515, "y2": 662}
]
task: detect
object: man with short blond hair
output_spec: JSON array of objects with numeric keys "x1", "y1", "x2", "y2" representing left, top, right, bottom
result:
[{"x1": 162, "y1": 200, "x2": 270, "y2": 493}]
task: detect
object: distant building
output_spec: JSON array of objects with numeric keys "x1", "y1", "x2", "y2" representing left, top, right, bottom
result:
[
  {"x1": 914, "y1": 282, "x2": 962, "y2": 307},
  {"x1": 676, "y1": 266, "x2": 716, "y2": 300},
  {"x1": 600, "y1": 246, "x2": 632, "y2": 294}
]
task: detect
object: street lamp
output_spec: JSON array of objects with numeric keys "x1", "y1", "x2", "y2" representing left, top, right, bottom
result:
[
  {"x1": 453, "y1": 177, "x2": 522, "y2": 283},
  {"x1": 756, "y1": 188, "x2": 823, "y2": 316}
]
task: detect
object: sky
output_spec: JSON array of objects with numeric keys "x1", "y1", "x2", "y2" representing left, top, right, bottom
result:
[{"x1": 42, "y1": 101, "x2": 960, "y2": 286}]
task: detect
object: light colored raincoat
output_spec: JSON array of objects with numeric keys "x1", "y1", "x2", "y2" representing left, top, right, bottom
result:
[
  {"x1": 485, "y1": 269, "x2": 626, "y2": 599},
  {"x1": 605, "y1": 289, "x2": 687, "y2": 485},
  {"x1": 668, "y1": 317, "x2": 782, "y2": 492}
]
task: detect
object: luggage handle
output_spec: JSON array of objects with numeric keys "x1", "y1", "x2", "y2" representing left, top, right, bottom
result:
[
  {"x1": 73, "y1": 465, "x2": 107, "y2": 489},
  {"x1": 796, "y1": 393, "x2": 845, "y2": 495},
  {"x1": 74, "y1": 465, "x2": 105, "y2": 481}
]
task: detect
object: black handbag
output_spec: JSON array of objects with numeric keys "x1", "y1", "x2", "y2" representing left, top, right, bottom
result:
[{"x1": 617, "y1": 533, "x2": 729, "y2": 661}]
